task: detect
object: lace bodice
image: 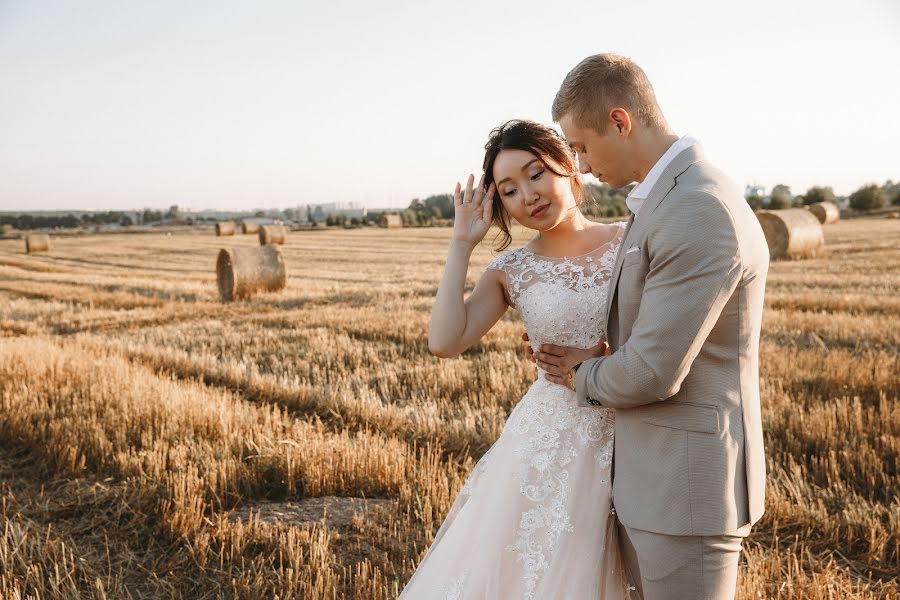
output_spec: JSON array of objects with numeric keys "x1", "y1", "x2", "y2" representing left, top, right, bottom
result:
[{"x1": 486, "y1": 223, "x2": 627, "y2": 369}]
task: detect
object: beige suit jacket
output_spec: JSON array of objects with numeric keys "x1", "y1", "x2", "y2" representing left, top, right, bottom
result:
[{"x1": 575, "y1": 144, "x2": 769, "y2": 536}]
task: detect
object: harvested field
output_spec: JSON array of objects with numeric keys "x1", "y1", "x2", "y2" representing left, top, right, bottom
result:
[{"x1": 0, "y1": 218, "x2": 897, "y2": 598}]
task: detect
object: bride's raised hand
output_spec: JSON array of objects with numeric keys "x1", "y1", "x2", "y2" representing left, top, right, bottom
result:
[{"x1": 451, "y1": 173, "x2": 495, "y2": 249}]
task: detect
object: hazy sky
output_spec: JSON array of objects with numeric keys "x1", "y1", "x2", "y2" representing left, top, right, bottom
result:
[{"x1": 1, "y1": 0, "x2": 898, "y2": 211}]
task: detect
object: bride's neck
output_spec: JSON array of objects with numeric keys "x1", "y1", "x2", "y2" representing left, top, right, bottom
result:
[{"x1": 536, "y1": 208, "x2": 591, "y2": 248}]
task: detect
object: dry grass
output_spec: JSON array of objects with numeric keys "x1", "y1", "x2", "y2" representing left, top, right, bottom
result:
[{"x1": 0, "y1": 218, "x2": 897, "y2": 598}]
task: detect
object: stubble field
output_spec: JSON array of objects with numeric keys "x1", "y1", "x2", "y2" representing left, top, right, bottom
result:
[{"x1": 0, "y1": 217, "x2": 897, "y2": 599}]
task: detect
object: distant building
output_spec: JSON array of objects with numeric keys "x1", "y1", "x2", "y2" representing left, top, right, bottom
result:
[{"x1": 300, "y1": 201, "x2": 367, "y2": 220}]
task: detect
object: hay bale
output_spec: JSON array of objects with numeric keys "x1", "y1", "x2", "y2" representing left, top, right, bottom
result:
[
  {"x1": 807, "y1": 202, "x2": 840, "y2": 224},
  {"x1": 216, "y1": 246, "x2": 286, "y2": 302},
  {"x1": 379, "y1": 214, "x2": 402, "y2": 229},
  {"x1": 216, "y1": 221, "x2": 236, "y2": 236},
  {"x1": 757, "y1": 209, "x2": 824, "y2": 260},
  {"x1": 25, "y1": 234, "x2": 50, "y2": 253},
  {"x1": 241, "y1": 221, "x2": 260, "y2": 234},
  {"x1": 258, "y1": 224, "x2": 286, "y2": 245}
]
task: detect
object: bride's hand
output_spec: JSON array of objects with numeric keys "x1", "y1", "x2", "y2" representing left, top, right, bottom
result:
[{"x1": 451, "y1": 173, "x2": 495, "y2": 249}]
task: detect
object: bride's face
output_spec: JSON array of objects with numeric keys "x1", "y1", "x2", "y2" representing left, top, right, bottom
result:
[{"x1": 492, "y1": 149, "x2": 577, "y2": 230}]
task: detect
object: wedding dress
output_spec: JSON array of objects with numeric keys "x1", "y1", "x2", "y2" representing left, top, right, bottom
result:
[{"x1": 401, "y1": 222, "x2": 636, "y2": 600}]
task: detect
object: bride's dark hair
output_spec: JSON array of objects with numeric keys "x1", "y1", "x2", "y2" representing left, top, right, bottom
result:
[{"x1": 482, "y1": 119, "x2": 585, "y2": 252}]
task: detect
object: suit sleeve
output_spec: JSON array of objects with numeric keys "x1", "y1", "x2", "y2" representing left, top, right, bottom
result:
[{"x1": 575, "y1": 192, "x2": 742, "y2": 409}]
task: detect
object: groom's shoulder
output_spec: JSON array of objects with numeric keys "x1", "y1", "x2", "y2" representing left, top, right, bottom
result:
[
  {"x1": 675, "y1": 160, "x2": 743, "y2": 206},
  {"x1": 659, "y1": 160, "x2": 765, "y2": 257},
  {"x1": 663, "y1": 159, "x2": 752, "y2": 224}
]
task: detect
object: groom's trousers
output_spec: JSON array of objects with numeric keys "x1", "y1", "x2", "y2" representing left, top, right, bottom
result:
[{"x1": 618, "y1": 520, "x2": 751, "y2": 600}]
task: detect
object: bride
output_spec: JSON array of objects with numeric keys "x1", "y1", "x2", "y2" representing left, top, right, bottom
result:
[{"x1": 401, "y1": 120, "x2": 636, "y2": 599}]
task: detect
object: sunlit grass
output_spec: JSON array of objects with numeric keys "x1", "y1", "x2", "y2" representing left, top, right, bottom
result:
[{"x1": 0, "y1": 217, "x2": 897, "y2": 598}]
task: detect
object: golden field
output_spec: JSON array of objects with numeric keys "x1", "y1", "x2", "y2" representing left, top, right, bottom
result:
[{"x1": 0, "y1": 217, "x2": 897, "y2": 599}]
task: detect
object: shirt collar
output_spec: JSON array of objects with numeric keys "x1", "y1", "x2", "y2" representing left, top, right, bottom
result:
[{"x1": 626, "y1": 134, "x2": 699, "y2": 216}]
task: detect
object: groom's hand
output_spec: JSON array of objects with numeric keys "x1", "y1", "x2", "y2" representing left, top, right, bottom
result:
[{"x1": 534, "y1": 339, "x2": 611, "y2": 387}]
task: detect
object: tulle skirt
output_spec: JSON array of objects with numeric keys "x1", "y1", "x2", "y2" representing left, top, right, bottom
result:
[{"x1": 400, "y1": 378, "x2": 635, "y2": 599}]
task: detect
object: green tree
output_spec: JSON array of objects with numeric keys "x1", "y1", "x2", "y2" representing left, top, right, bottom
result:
[
  {"x1": 771, "y1": 183, "x2": 791, "y2": 196},
  {"x1": 767, "y1": 194, "x2": 790, "y2": 210},
  {"x1": 401, "y1": 209, "x2": 417, "y2": 227},
  {"x1": 882, "y1": 180, "x2": 900, "y2": 205},
  {"x1": 422, "y1": 194, "x2": 455, "y2": 219},
  {"x1": 582, "y1": 183, "x2": 629, "y2": 217},
  {"x1": 802, "y1": 186, "x2": 836, "y2": 206},
  {"x1": 849, "y1": 184, "x2": 886, "y2": 212},
  {"x1": 746, "y1": 195, "x2": 764, "y2": 211},
  {"x1": 769, "y1": 184, "x2": 791, "y2": 209},
  {"x1": 365, "y1": 211, "x2": 383, "y2": 226},
  {"x1": 142, "y1": 209, "x2": 165, "y2": 224}
]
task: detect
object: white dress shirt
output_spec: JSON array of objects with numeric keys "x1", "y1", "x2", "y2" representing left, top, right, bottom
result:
[{"x1": 626, "y1": 134, "x2": 699, "y2": 216}]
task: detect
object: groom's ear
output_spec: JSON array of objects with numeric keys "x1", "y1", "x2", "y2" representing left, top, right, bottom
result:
[{"x1": 609, "y1": 108, "x2": 632, "y2": 136}]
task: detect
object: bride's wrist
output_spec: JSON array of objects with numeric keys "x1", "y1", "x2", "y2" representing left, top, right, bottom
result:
[{"x1": 449, "y1": 238, "x2": 477, "y2": 254}]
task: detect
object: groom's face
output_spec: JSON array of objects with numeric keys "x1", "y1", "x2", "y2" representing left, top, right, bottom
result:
[{"x1": 558, "y1": 114, "x2": 630, "y2": 189}]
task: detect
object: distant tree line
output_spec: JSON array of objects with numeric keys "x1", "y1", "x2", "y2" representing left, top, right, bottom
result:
[
  {"x1": 397, "y1": 178, "x2": 900, "y2": 227},
  {"x1": 6, "y1": 179, "x2": 896, "y2": 234},
  {"x1": 322, "y1": 212, "x2": 389, "y2": 228},
  {"x1": 747, "y1": 181, "x2": 900, "y2": 213},
  {"x1": 0, "y1": 205, "x2": 191, "y2": 231},
  {"x1": 1, "y1": 211, "x2": 134, "y2": 230}
]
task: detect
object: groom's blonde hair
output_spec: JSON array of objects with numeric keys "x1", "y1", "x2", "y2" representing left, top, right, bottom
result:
[{"x1": 552, "y1": 54, "x2": 667, "y2": 134}]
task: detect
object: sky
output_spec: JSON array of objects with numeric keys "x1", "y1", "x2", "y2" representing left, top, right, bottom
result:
[{"x1": 0, "y1": 0, "x2": 898, "y2": 212}]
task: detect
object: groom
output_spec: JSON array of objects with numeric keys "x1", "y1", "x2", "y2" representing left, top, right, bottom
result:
[{"x1": 531, "y1": 54, "x2": 769, "y2": 599}]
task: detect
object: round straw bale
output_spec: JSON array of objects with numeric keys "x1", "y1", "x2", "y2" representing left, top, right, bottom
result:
[
  {"x1": 216, "y1": 246, "x2": 286, "y2": 302},
  {"x1": 241, "y1": 221, "x2": 260, "y2": 234},
  {"x1": 757, "y1": 209, "x2": 824, "y2": 260},
  {"x1": 25, "y1": 234, "x2": 50, "y2": 253},
  {"x1": 807, "y1": 202, "x2": 840, "y2": 224},
  {"x1": 379, "y1": 214, "x2": 403, "y2": 228},
  {"x1": 216, "y1": 221, "x2": 236, "y2": 236},
  {"x1": 258, "y1": 224, "x2": 287, "y2": 245}
]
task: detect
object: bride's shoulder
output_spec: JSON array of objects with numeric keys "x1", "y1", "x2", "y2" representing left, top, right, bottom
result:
[
  {"x1": 485, "y1": 245, "x2": 531, "y2": 272},
  {"x1": 588, "y1": 220, "x2": 628, "y2": 245},
  {"x1": 603, "y1": 220, "x2": 629, "y2": 242}
]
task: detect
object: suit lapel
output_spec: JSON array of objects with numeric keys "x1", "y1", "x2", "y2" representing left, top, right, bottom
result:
[{"x1": 603, "y1": 144, "x2": 706, "y2": 329}]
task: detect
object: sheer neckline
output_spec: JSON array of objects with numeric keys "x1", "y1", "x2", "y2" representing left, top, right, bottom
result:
[{"x1": 520, "y1": 226, "x2": 623, "y2": 261}]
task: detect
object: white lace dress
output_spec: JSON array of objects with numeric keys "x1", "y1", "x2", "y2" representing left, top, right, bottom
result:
[{"x1": 400, "y1": 223, "x2": 636, "y2": 600}]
